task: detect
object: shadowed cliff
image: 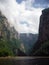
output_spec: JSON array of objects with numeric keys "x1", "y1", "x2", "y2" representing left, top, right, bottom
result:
[{"x1": 30, "y1": 8, "x2": 49, "y2": 56}]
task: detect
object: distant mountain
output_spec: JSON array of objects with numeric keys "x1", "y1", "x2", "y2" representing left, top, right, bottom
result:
[{"x1": 19, "y1": 33, "x2": 38, "y2": 55}]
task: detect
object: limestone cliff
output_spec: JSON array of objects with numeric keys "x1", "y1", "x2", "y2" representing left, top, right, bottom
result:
[
  {"x1": 31, "y1": 8, "x2": 49, "y2": 56},
  {"x1": 0, "y1": 11, "x2": 26, "y2": 56},
  {"x1": 38, "y1": 8, "x2": 49, "y2": 43},
  {"x1": 0, "y1": 12, "x2": 18, "y2": 40}
]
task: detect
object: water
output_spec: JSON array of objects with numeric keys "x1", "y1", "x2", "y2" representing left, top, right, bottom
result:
[{"x1": 0, "y1": 57, "x2": 49, "y2": 65}]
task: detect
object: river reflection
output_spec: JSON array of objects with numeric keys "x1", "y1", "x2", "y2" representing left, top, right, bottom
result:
[{"x1": 0, "y1": 57, "x2": 49, "y2": 65}]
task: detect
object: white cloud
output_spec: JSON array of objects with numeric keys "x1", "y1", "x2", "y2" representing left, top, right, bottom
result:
[{"x1": 0, "y1": 0, "x2": 43, "y2": 34}]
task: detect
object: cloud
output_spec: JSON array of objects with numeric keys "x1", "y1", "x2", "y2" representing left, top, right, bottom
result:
[{"x1": 0, "y1": 0, "x2": 43, "y2": 34}]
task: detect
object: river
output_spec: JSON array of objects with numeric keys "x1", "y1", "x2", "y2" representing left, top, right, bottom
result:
[{"x1": 0, "y1": 57, "x2": 49, "y2": 65}]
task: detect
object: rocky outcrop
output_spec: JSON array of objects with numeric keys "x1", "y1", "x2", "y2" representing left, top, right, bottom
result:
[
  {"x1": 16, "y1": 49, "x2": 27, "y2": 56},
  {"x1": 31, "y1": 8, "x2": 49, "y2": 56},
  {"x1": 20, "y1": 33, "x2": 38, "y2": 55},
  {"x1": 38, "y1": 8, "x2": 49, "y2": 43},
  {"x1": 0, "y1": 11, "x2": 18, "y2": 40}
]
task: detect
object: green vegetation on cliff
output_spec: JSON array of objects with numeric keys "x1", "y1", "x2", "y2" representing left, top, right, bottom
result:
[
  {"x1": 33, "y1": 41, "x2": 49, "y2": 56},
  {"x1": 0, "y1": 12, "x2": 22, "y2": 57}
]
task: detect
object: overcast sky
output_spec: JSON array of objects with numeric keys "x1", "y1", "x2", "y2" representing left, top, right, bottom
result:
[{"x1": 0, "y1": 0, "x2": 49, "y2": 34}]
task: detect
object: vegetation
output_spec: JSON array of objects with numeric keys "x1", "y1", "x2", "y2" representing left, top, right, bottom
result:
[
  {"x1": 33, "y1": 41, "x2": 49, "y2": 56},
  {"x1": 0, "y1": 37, "x2": 21, "y2": 56},
  {"x1": 0, "y1": 12, "x2": 22, "y2": 57}
]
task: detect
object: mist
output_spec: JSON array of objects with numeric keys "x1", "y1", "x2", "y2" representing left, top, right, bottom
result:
[{"x1": 0, "y1": 0, "x2": 42, "y2": 33}]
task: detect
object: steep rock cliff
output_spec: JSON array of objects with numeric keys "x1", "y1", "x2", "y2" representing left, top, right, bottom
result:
[
  {"x1": 38, "y1": 8, "x2": 49, "y2": 43},
  {"x1": 31, "y1": 8, "x2": 49, "y2": 56},
  {"x1": 0, "y1": 11, "x2": 26, "y2": 56},
  {"x1": 0, "y1": 12, "x2": 18, "y2": 40}
]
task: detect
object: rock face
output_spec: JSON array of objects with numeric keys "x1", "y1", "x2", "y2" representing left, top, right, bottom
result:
[
  {"x1": 31, "y1": 8, "x2": 49, "y2": 55},
  {"x1": 39, "y1": 8, "x2": 49, "y2": 43},
  {"x1": 0, "y1": 11, "x2": 18, "y2": 40},
  {"x1": 17, "y1": 49, "x2": 27, "y2": 56},
  {"x1": 20, "y1": 33, "x2": 38, "y2": 54},
  {"x1": 0, "y1": 11, "x2": 27, "y2": 56}
]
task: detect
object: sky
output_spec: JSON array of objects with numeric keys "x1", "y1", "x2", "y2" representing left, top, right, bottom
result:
[{"x1": 0, "y1": 0, "x2": 49, "y2": 34}]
